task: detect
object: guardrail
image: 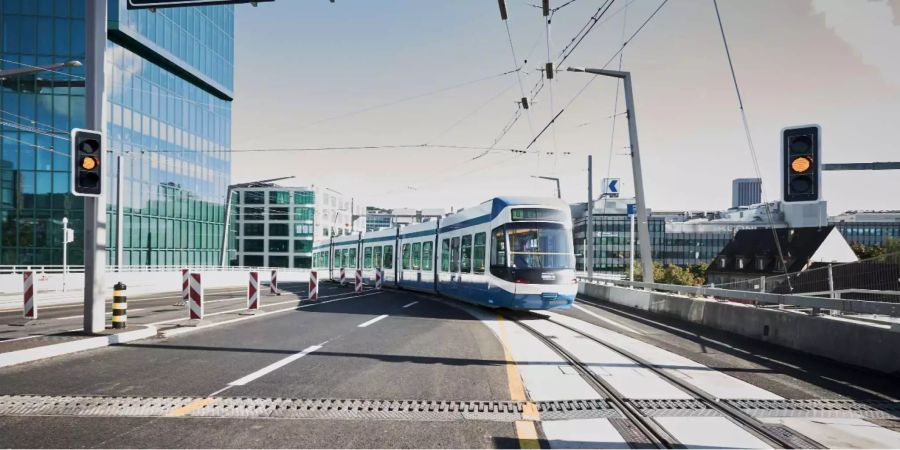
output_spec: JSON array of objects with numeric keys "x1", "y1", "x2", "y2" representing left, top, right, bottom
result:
[
  {"x1": 578, "y1": 277, "x2": 900, "y2": 318},
  {"x1": 0, "y1": 265, "x2": 310, "y2": 275}
]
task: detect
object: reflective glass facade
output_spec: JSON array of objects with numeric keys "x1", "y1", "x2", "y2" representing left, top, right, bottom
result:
[
  {"x1": 0, "y1": 0, "x2": 232, "y2": 266},
  {"x1": 232, "y1": 187, "x2": 316, "y2": 268},
  {"x1": 573, "y1": 215, "x2": 731, "y2": 273}
]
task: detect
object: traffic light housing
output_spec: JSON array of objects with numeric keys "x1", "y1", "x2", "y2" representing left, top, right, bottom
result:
[
  {"x1": 782, "y1": 125, "x2": 820, "y2": 202},
  {"x1": 71, "y1": 128, "x2": 103, "y2": 197}
]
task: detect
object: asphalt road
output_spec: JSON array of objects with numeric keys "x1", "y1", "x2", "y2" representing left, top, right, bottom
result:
[
  {"x1": 3, "y1": 285, "x2": 900, "y2": 447},
  {"x1": 0, "y1": 284, "x2": 514, "y2": 448}
]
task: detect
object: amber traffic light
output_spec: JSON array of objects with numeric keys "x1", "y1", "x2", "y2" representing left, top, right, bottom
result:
[
  {"x1": 782, "y1": 125, "x2": 820, "y2": 202},
  {"x1": 71, "y1": 128, "x2": 102, "y2": 197}
]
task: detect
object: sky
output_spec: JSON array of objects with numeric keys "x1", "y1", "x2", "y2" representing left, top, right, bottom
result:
[{"x1": 230, "y1": 0, "x2": 900, "y2": 214}]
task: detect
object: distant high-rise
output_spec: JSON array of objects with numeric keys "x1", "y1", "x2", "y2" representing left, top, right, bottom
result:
[{"x1": 732, "y1": 178, "x2": 762, "y2": 208}]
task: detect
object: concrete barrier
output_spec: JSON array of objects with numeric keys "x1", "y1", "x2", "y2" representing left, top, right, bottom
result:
[{"x1": 579, "y1": 282, "x2": 900, "y2": 375}]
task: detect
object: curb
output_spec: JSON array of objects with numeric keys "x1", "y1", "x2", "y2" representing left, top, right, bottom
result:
[{"x1": 0, "y1": 325, "x2": 158, "y2": 369}]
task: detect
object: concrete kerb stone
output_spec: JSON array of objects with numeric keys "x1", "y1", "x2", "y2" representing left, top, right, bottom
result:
[{"x1": 0, "y1": 325, "x2": 158, "y2": 369}]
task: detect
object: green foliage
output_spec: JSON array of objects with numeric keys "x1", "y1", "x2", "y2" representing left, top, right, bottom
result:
[
  {"x1": 851, "y1": 238, "x2": 900, "y2": 263},
  {"x1": 850, "y1": 242, "x2": 885, "y2": 259},
  {"x1": 633, "y1": 262, "x2": 707, "y2": 286}
]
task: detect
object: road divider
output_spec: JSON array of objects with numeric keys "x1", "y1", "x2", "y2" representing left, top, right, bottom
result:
[
  {"x1": 309, "y1": 270, "x2": 318, "y2": 301},
  {"x1": 23, "y1": 271, "x2": 36, "y2": 320},
  {"x1": 248, "y1": 272, "x2": 259, "y2": 311},
  {"x1": 189, "y1": 273, "x2": 203, "y2": 320},
  {"x1": 270, "y1": 270, "x2": 280, "y2": 296},
  {"x1": 112, "y1": 282, "x2": 127, "y2": 329},
  {"x1": 179, "y1": 268, "x2": 189, "y2": 306},
  {"x1": 0, "y1": 325, "x2": 157, "y2": 368},
  {"x1": 355, "y1": 269, "x2": 362, "y2": 293}
]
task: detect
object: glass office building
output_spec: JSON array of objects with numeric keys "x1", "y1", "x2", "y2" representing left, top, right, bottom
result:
[{"x1": 0, "y1": 0, "x2": 233, "y2": 266}]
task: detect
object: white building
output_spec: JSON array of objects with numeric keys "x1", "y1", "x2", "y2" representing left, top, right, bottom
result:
[{"x1": 229, "y1": 184, "x2": 365, "y2": 268}]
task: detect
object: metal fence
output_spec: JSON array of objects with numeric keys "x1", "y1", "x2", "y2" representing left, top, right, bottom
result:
[
  {"x1": 0, "y1": 265, "x2": 310, "y2": 275},
  {"x1": 707, "y1": 252, "x2": 900, "y2": 303}
]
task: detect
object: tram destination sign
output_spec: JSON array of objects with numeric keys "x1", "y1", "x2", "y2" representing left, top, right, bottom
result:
[{"x1": 128, "y1": 0, "x2": 273, "y2": 9}]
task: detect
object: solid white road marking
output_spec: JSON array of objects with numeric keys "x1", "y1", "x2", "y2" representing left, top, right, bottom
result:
[
  {"x1": 573, "y1": 304, "x2": 643, "y2": 335},
  {"x1": 401, "y1": 301, "x2": 418, "y2": 308},
  {"x1": 228, "y1": 344, "x2": 323, "y2": 386},
  {"x1": 357, "y1": 314, "x2": 389, "y2": 328}
]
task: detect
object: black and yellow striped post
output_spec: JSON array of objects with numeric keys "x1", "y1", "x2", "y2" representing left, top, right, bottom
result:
[{"x1": 112, "y1": 282, "x2": 127, "y2": 329}]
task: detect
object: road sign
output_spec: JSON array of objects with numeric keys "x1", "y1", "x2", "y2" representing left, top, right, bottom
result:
[
  {"x1": 64, "y1": 228, "x2": 74, "y2": 244},
  {"x1": 602, "y1": 178, "x2": 620, "y2": 197},
  {"x1": 127, "y1": 0, "x2": 273, "y2": 9},
  {"x1": 627, "y1": 203, "x2": 636, "y2": 217}
]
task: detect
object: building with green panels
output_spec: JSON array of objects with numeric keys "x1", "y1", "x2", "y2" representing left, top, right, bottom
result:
[
  {"x1": 0, "y1": 0, "x2": 233, "y2": 267},
  {"x1": 229, "y1": 185, "x2": 364, "y2": 268}
]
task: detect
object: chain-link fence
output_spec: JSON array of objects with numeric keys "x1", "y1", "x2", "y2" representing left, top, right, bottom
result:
[{"x1": 708, "y1": 252, "x2": 900, "y2": 303}]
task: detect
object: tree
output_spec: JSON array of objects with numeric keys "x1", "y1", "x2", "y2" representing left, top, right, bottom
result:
[
  {"x1": 850, "y1": 242, "x2": 885, "y2": 259},
  {"x1": 632, "y1": 262, "x2": 706, "y2": 286}
]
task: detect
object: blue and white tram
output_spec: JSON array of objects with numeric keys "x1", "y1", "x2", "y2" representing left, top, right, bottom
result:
[{"x1": 312, "y1": 197, "x2": 576, "y2": 310}]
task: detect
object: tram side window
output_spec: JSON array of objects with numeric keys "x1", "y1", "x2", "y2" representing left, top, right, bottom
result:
[
  {"x1": 342, "y1": 249, "x2": 349, "y2": 267},
  {"x1": 402, "y1": 243, "x2": 411, "y2": 269},
  {"x1": 450, "y1": 237, "x2": 460, "y2": 272},
  {"x1": 349, "y1": 248, "x2": 357, "y2": 268},
  {"x1": 383, "y1": 245, "x2": 394, "y2": 269},
  {"x1": 491, "y1": 227, "x2": 506, "y2": 267},
  {"x1": 412, "y1": 242, "x2": 422, "y2": 270},
  {"x1": 440, "y1": 239, "x2": 450, "y2": 272},
  {"x1": 422, "y1": 241, "x2": 433, "y2": 271},
  {"x1": 473, "y1": 232, "x2": 486, "y2": 274},
  {"x1": 364, "y1": 247, "x2": 373, "y2": 268},
  {"x1": 461, "y1": 235, "x2": 472, "y2": 273},
  {"x1": 374, "y1": 246, "x2": 383, "y2": 269}
]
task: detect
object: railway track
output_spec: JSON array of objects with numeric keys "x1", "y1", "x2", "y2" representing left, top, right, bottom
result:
[{"x1": 500, "y1": 309, "x2": 824, "y2": 449}]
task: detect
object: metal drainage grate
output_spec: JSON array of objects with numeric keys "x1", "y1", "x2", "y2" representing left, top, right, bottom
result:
[
  {"x1": 628, "y1": 399, "x2": 718, "y2": 417},
  {"x1": 727, "y1": 399, "x2": 900, "y2": 419},
  {"x1": 0, "y1": 395, "x2": 619, "y2": 422},
  {"x1": 627, "y1": 398, "x2": 900, "y2": 419}
]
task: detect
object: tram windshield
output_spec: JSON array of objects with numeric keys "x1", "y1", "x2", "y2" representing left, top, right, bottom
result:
[{"x1": 505, "y1": 223, "x2": 575, "y2": 270}]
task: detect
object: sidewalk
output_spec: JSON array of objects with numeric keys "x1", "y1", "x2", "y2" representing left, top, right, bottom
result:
[{"x1": 0, "y1": 281, "x2": 369, "y2": 369}]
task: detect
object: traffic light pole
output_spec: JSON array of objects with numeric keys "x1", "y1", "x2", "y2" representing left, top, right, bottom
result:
[
  {"x1": 567, "y1": 67, "x2": 654, "y2": 283},
  {"x1": 586, "y1": 155, "x2": 594, "y2": 279},
  {"x1": 84, "y1": 0, "x2": 107, "y2": 334}
]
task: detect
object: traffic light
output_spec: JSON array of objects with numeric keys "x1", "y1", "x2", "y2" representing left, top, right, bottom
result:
[
  {"x1": 782, "y1": 125, "x2": 820, "y2": 202},
  {"x1": 71, "y1": 128, "x2": 103, "y2": 197}
]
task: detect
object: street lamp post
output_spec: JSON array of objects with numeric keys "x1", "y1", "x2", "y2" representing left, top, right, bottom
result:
[
  {"x1": 219, "y1": 176, "x2": 295, "y2": 267},
  {"x1": 567, "y1": 67, "x2": 655, "y2": 283},
  {"x1": 0, "y1": 60, "x2": 82, "y2": 80},
  {"x1": 531, "y1": 175, "x2": 561, "y2": 199}
]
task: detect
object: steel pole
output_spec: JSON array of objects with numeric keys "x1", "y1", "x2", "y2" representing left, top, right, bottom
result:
[
  {"x1": 62, "y1": 217, "x2": 68, "y2": 292},
  {"x1": 586, "y1": 155, "x2": 594, "y2": 279},
  {"x1": 219, "y1": 188, "x2": 234, "y2": 267},
  {"x1": 567, "y1": 67, "x2": 654, "y2": 282},
  {"x1": 629, "y1": 213, "x2": 635, "y2": 282},
  {"x1": 116, "y1": 155, "x2": 124, "y2": 271},
  {"x1": 84, "y1": 0, "x2": 107, "y2": 334},
  {"x1": 621, "y1": 73, "x2": 654, "y2": 283}
]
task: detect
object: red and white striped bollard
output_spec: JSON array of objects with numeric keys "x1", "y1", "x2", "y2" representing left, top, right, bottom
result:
[
  {"x1": 375, "y1": 268, "x2": 383, "y2": 290},
  {"x1": 180, "y1": 268, "x2": 189, "y2": 305},
  {"x1": 355, "y1": 269, "x2": 363, "y2": 293},
  {"x1": 270, "y1": 270, "x2": 280, "y2": 295},
  {"x1": 340, "y1": 267, "x2": 346, "y2": 286},
  {"x1": 189, "y1": 272, "x2": 203, "y2": 320},
  {"x1": 248, "y1": 271, "x2": 259, "y2": 310},
  {"x1": 309, "y1": 270, "x2": 318, "y2": 301},
  {"x1": 23, "y1": 271, "x2": 36, "y2": 319}
]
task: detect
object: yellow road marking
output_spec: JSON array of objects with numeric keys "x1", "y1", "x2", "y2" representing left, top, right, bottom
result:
[
  {"x1": 497, "y1": 314, "x2": 541, "y2": 448},
  {"x1": 515, "y1": 421, "x2": 540, "y2": 449},
  {"x1": 166, "y1": 398, "x2": 212, "y2": 417}
]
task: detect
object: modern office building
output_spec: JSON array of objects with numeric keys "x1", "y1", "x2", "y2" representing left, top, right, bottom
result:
[
  {"x1": 830, "y1": 210, "x2": 900, "y2": 247},
  {"x1": 365, "y1": 206, "x2": 444, "y2": 231},
  {"x1": 732, "y1": 178, "x2": 762, "y2": 208},
  {"x1": 229, "y1": 185, "x2": 364, "y2": 268},
  {"x1": 0, "y1": 1, "x2": 234, "y2": 266}
]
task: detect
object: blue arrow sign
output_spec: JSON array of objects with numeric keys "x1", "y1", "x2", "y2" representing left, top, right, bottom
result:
[
  {"x1": 627, "y1": 203, "x2": 637, "y2": 217},
  {"x1": 608, "y1": 179, "x2": 618, "y2": 193}
]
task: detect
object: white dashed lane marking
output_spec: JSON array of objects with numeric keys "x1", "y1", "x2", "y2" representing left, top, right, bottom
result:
[{"x1": 357, "y1": 314, "x2": 389, "y2": 328}]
